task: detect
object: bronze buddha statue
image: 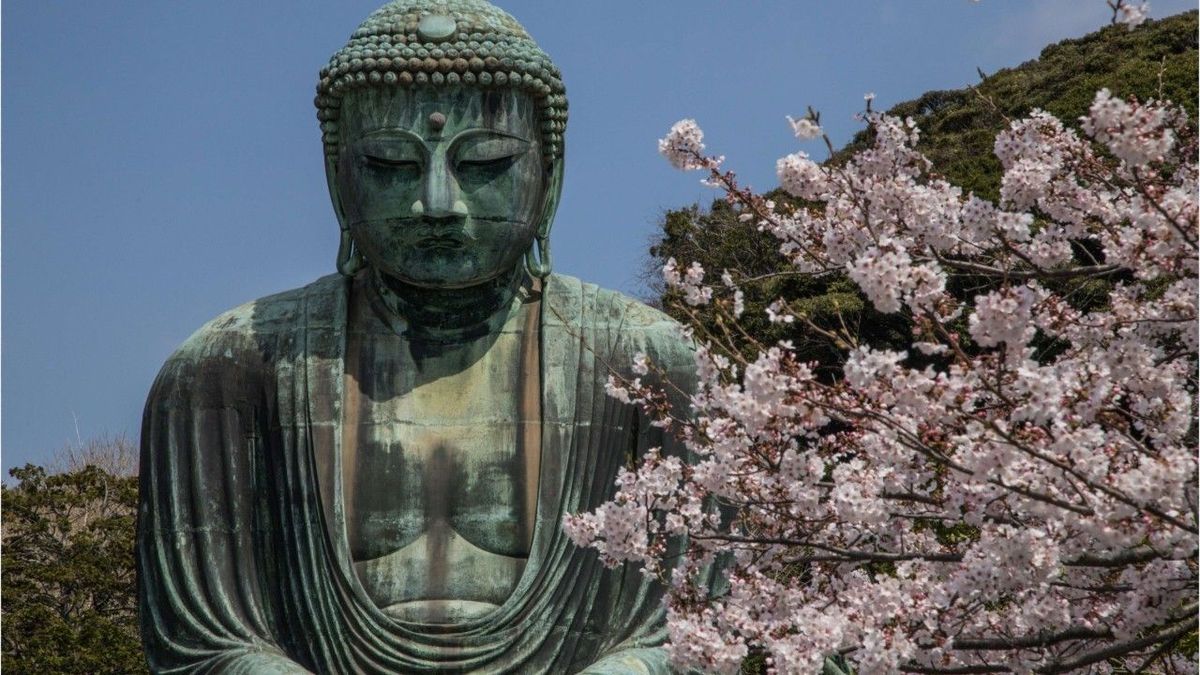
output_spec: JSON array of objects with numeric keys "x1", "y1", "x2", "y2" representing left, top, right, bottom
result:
[{"x1": 138, "y1": 2, "x2": 695, "y2": 673}]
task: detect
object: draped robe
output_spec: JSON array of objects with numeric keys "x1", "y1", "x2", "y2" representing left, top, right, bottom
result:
[{"x1": 138, "y1": 273, "x2": 697, "y2": 674}]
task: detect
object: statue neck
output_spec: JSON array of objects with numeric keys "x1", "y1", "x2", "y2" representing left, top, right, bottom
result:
[{"x1": 368, "y1": 266, "x2": 530, "y2": 342}]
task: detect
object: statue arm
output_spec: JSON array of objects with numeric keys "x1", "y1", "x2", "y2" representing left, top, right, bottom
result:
[
  {"x1": 572, "y1": 301, "x2": 703, "y2": 675},
  {"x1": 138, "y1": 339, "x2": 310, "y2": 674}
]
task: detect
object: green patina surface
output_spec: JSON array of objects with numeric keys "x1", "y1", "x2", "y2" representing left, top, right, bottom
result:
[{"x1": 137, "y1": 1, "x2": 699, "y2": 673}]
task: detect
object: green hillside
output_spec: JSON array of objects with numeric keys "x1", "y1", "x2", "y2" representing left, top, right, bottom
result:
[
  {"x1": 647, "y1": 11, "x2": 1199, "y2": 371},
  {"x1": 835, "y1": 10, "x2": 1198, "y2": 201}
]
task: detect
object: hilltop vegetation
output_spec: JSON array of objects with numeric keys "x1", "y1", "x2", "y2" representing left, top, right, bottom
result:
[
  {"x1": 836, "y1": 10, "x2": 1198, "y2": 200},
  {"x1": 648, "y1": 11, "x2": 1199, "y2": 367}
]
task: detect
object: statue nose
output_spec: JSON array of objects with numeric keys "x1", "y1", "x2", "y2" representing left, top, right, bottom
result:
[{"x1": 415, "y1": 154, "x2": 468, "y2": 219}]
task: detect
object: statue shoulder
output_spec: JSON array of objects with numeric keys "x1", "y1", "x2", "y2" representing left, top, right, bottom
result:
[
  {"x1": 151, "y1": 274, "x2": 346, "y2": 395},
  {"x1": 545, "y1": 273, "x2": 695, "y2": 373},
  {"x1": 170, "y1": 274, "x2": 345, "y2": 362},
  {"x1": 544, "y1": 272, "x2": 676, "y2": 329}
]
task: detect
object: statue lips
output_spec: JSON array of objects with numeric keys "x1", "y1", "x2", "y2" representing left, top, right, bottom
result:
[
  {"x1": 381, "y1": 217, "x2": 478, "y2": 251},
  {"x1": 415, "y1": 225, "x2": 474, "y2": 252},
  {"x1": 418, "y1": 234, "x2": 467, "y2": 251}
]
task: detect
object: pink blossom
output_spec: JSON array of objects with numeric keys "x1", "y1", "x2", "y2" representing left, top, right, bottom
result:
[
  {"x1": 1114, "y1": 1, "x2": 1151, "y2": 28},
  {"x1": 659, "y1": 119, "x2": 712, "y2": 170},
  {"x1": 571, "y1": 88, "x2": 1198, "y2": 674},
  {"x1": 787, "y1": 115, "x2": 823, "y2": 141},
  {"x1": 968, "y1": 285, "x2": 1040, "y2": 348},
  {"x1": 776, "y1": 151, "x2": 828, "y2": 200}
]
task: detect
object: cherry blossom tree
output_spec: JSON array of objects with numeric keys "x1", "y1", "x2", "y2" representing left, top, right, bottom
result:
[{"x1": 564, "y1": 15, "x2": 1197, "y2": 673}]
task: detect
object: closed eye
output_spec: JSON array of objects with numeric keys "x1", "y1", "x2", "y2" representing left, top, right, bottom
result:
[
  {"x1": 356, "y1": 135, "x2": 425, "y2": 170},
  {"x1": 453, "y1": 135, "x2": 530, "y2": 170},
  {"x1": 363, "y1": 154, "x2": 421, "y2": 169},
  {"x1": 456, "y1": 155, "x2": 518, "y2": 169}
]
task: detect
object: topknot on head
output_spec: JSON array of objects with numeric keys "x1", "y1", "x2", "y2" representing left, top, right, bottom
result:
[{"x1": 315, "y1": 0, "x2": 568, "y2": 165}]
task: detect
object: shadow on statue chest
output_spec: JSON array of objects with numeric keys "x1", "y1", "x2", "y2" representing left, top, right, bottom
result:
[{"x1": 343, "y1": 316, "x2": 538, "y2": 567}]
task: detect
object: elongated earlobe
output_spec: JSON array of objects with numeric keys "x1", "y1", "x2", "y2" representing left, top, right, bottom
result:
[
  {"x1": 337, "y1": 229, "x2": 365, "y2": 277},
  {"x1": 326, "y1": 157, "x2": 365, "y2": 277},
  {"x1": 525, "y1": 234, "x2": 552, "y2": 278},
  {"x1": 525, "y1": 160, "x2": 563, "y2": 279}
]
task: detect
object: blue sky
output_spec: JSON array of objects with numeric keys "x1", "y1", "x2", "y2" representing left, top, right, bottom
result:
[{"x1": 3, "y1": 1, "x2": 1194, "y2": 471}]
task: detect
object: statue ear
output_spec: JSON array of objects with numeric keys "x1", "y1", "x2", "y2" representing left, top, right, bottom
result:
[
  {"x1": 326, "y1": 155, "x2": 365, "y2": 277},
  {"x1": 526, "y1": 158, "x2": 563, "y2": 278},
  {"x1": 536, "y1": 158, "x2": 564, "y2": 239}
]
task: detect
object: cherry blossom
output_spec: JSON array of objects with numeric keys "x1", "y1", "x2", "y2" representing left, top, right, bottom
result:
[
  {"x1": 659, "y1": 118, "x2": 719, "y2": 171},
  {"x1": 566, "y1": 87, "x2": 1198, "y2": 674},
  {"x1": 788, "y1": 115, "x2": 824, "y2": 141},
  {"x1": 1112, "y1": 0, "x2": 1151, "y2": 27}
]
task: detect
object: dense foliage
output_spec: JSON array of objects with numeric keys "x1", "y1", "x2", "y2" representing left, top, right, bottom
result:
[
  {"x1": 2, "y1": 448, "x2": 146, "y2": 674},
  {"x1": 834, "y1": 11, "x2": 1198, "y2": 201}
]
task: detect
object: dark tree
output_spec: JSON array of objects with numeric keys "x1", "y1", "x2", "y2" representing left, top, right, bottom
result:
[{"x1": 2, "y1": 441, "x2": 145, "y2": 675}]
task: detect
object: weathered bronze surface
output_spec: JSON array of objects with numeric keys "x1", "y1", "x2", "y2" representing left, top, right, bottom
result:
[{"x1": 137, "y1": 1, "x2": 695, "y2": 673}]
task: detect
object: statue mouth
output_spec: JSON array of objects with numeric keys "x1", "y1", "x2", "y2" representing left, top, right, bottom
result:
[
  {"x1": 354, "y1": 218, "x2": 479, "y2": 250},
  {"x1": 404, "y1": 220, "x2": 476, "y2": 248},
  {"x1": 417, "y1": 235, "x2": 467, "y2": 250}
]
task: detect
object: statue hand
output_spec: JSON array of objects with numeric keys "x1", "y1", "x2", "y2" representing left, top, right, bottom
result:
[
  {"x1": 576, "y1": 647, "x2": 667, "y2": 675},
  {"x1": 214, "y1": 651, "x2": 315, "y2": 674}
]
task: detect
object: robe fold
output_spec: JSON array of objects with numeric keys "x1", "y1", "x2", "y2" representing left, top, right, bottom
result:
[{"x1": 138, "y1": 273, "x2": 697, "y2": 674}]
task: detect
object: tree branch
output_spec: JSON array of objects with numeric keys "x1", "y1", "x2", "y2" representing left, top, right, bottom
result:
[{"x1": 1038, "y1": 605, "x2": 1198, "y2": 673}]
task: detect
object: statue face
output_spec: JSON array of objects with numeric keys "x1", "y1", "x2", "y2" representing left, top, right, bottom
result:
[{"x1": 334, "y1": 87, "x2": 546, "y2": 288}]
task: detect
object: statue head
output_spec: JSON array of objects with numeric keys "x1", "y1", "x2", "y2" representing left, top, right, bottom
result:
[{"x1": 316, "y1": 0, "x2": 568, "y2": 288}]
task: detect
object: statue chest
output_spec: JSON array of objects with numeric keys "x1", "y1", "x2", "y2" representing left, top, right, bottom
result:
[
  {"x1": 346, "y1": 372, "x2": 532, "y2": 558},
  {"x1": 340, "y1": 294, "x2": 541, "y2": 620}
]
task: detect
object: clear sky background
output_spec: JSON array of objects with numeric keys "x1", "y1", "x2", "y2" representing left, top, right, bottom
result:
[{"x1": 3, "y1": 0, "x2": 1194, "y2": 471}]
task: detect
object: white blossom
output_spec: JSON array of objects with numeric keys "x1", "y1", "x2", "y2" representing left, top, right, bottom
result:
[
  {"x1": 571, "y1": 87, "x2": 1198, "y2": 675},
  {"x1": 776, "y1": 151, "x2": 828, "y2": 200},
  {"x1": 1082, "y1": 88, "x2": 1177, "y2": 166},
  {"x1": 968, "y1": 285, "x2": 1040, "y2": 348},
  {"x1": 1115, "y1": 1, "x2": 1150, "y2": 27},
  {"x1": 765, "y1": 299, "x2": 794, "y2": 324},
  {"x1": 659, "y1": 119, "x2": 710, "y2": 170},
  {"x1": 787, "y1": 115, "x2": 823, "y2": 141}
]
